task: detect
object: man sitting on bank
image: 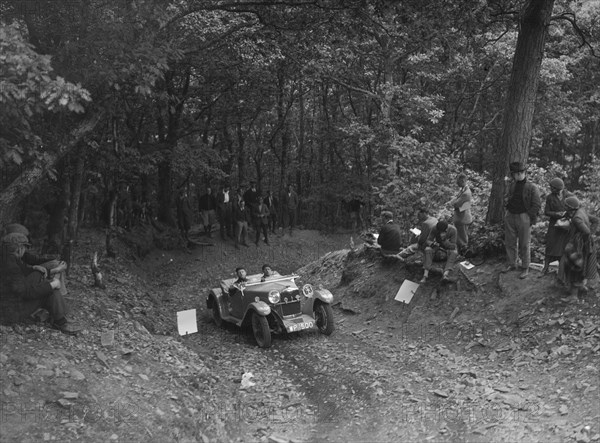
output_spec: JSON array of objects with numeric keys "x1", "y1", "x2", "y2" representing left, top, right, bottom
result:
[
  {"x1": 400, "y1": 207, "x2": 438, "y2": 258},
  {"x1": 420, "y1": 220, "x2": 458, "y2": 283},
  {"x1": 0, "y1": 233, "x2": 81, "y2": 334},
  {"x1": 3, "y1": 223, "x2": 68, "y2": 291},
  {"x1": 377, "y1": 211, "x2": 403, "y2": 258}
]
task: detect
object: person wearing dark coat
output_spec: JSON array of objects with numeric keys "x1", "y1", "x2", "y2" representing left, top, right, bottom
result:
[
  {"x1": 233, "y1": 200, "x2": 251, "y2": 248},
  {"x1": 0, "y1": 233, "x2": 80, "y2": 334},
  {"x1": 243, "y1": 182, "x2": 259, "y2": 221},
  {"x1": 503, "y1": 162, "x2": 541, "y2": 279},
  {"x1": 377, "y1": 211, "x2": 402, "y2": 255},
  {"x1": 176, "y1": 191, "x2": 193, "y2": 245},
  {"x1": 264, "y1": 190, "x2": 278, "y2": 234},
  {"x1": 216, "y1": 185, "x2": 234, "y2": 240},
  {"x1": 282, "y1": 184, "x2": 299, "y2": 235},
  {"x1": 558, "y1": 197, "x2": 599, "y2": 295},
  {"x1": 3, "y1": 223, "x2": 68, "y2": 295},
  {"x1": 253, "y1": 196, "x2": 270, "y2": 246},
  {"x1": 540, "y1": 178, "x2": 573, "y2": 276},
  {"x1": 198, "y1": 186, "x2": 217, "y2": 237}
]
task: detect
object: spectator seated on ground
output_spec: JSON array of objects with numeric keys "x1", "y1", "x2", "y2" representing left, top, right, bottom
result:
[
  {"x1": 0, "y1": 233, "x2": 80, "y2": 334},
  {"x1": 400, "y1": 207, "x2": 438, "y2": 259},
  {"x1": 3, "y1": 223, "x2": 68, "y2": 295},
  {"x1": 420, "y1": 220, "x2": 458, "y2": 283},
  {"x1": 377, "y1": 211, "x2": 404, "y2": 259}
]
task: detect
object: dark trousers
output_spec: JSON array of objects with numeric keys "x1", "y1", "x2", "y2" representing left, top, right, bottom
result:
[
  {"x1": 285, "y1": 208, "x2": 297, "y2": 231},
  {"x1": 255, "y1": 223, "x2": 269, "y2": 244},
  {"x1": 268, "y1": 212, "x2": 277, "y2": 233},
  {"x1": 235, "y1": 221, "x2": 248, "y2": 246},
  {"x1": 218, "y1": 206, "x2": 233, "y2": 238},
  {"x1": 25, "y1": 272, "x2": 67, "y2": 322}
]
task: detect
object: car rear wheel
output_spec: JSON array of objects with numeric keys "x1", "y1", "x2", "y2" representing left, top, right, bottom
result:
[
  {"x1": 251, "y1": 312, "x2": 272, "y2": 348},
  {"x1": 211, "y1": 298, "x2": 223, "y2": 328},
  {"x1": 314, "y1": 303, "x2": 334, "y2": 335}
]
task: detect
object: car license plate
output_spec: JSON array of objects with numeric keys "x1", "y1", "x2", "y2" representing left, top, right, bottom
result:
[{"x1": 287, "y1": 321, "x2": 313, "y2": 332}]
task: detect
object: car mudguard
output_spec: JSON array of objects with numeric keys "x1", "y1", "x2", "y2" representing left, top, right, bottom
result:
[
  {"x1": 206, "y1": 288, "x2": 222, "y2": 309},
  {"x1": 313, "y1": 288, "x2": 333, "y2": 304},
  {"x1": 245, "y1": 300, "x2": 271, "y2": 317}
]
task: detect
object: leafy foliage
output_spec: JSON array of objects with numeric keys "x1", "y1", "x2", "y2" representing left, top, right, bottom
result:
[{"x1": 0, "y1": 24, "x2": 91, "y2": 171}]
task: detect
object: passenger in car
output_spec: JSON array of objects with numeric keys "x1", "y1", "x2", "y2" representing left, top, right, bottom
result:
[{"x1": 261, "y1": 264, "x2": 281, "y2": 281}]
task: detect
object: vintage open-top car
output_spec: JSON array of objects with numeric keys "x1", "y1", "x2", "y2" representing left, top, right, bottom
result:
[{"x1": 206, "y1": 273, "x2": 334, "y2": 348}]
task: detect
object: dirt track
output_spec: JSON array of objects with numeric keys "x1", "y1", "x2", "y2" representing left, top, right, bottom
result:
[{"x1": 1, "y1": 228, "x2": 599, "y2": 442}]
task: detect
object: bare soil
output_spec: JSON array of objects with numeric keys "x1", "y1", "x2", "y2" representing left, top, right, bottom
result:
[{"x1": 1, "y1": 227, "x2": 599, "y2": 443}]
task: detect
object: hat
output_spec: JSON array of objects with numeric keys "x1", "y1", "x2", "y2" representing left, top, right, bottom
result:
[
  {"x1": 381, "y1": 211, "x2": 393, "y2": 220},
  {"x1": 565, "y1": 196, "x2": 580, "y2": 210},
  {"x1": 3, "y1": 223, "x2": 29, "y2": 237},
  {"x1": 436, "y1": 220, "x2": 448, "y2": 232},
  {"x1": 509, "y1": 162, "x2": 526, "y2": 173},
  {"x1": 1, "y1": 232, "x2": 31, "y2": 246},
  {"x1": 549, "y1": 178, "x2": 564, "y2": 190}
]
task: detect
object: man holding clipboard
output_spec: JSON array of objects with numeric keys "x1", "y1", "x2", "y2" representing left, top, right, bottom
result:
[{"x1": 451, "y1": 173, "x2": 473, "y2": 254}]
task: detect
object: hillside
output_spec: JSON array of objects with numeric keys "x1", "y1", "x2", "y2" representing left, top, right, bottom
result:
[{"x1": 1, "y1": 229, "x2": 599, "y2": 443}]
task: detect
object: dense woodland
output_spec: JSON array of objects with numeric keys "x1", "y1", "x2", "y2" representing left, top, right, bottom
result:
[{"x1": 1, "y1": 0, "x2": 599, "y2": 253}]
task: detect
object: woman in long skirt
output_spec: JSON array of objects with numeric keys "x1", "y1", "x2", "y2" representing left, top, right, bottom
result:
[
  {"x1": 540, "y1": 178, "x2": 572, "y2": 276},
  {"x1": 558, "y1": 196, "x2": 599, "y2": 295}
]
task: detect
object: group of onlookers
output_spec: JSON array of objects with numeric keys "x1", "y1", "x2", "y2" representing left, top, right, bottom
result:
[
  {"x1": 377, "y1": 173, "x2": 473, "y2": 283},
  {"x1": 502, "y1": 161, "x2": 598, "y2": 295},
  {"x1": 177, "y1": 183, "x2": 300, "y2": 249},
  {"x1": 377, "y1": 163, "x2": 599, "y2": 294}
]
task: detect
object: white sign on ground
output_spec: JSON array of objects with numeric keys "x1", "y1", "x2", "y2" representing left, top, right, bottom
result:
[
  {"x1": 460, "y1": 261, "x2": 475, "y2": 270},
  {"x1": 177, "y1": 309, "x2": 198, "y2": 336},
  {"x1": 395, "y1": 280, "x2": 419, "y2": 304}
]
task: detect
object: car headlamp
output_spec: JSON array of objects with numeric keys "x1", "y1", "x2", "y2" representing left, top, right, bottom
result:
[
  {"x1": 302, "y1": 284, "x2": 314, "y2": 298},
  {"x1": 268, "y1": 290, "x2": 281, "y2": 304}
]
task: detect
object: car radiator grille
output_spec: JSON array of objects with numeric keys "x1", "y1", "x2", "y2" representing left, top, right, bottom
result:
[{"x1": 279, "y1": 300, "x2": 301, "y2": 316}]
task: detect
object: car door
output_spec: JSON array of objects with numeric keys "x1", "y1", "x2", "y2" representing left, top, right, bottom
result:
[{"x1": 229, "y1": 287, "x2": 245, "y2": 319}]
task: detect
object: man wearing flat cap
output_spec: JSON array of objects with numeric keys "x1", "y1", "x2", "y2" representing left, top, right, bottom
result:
[
  {"x1": 0, "y1": 232, "x2": 80, "y2": 334},
  {"x1": 503, "y1": 161, "x2": 541, "y2": 279}
]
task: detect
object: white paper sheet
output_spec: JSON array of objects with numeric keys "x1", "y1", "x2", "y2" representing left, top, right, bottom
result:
[
  {"x1": 177, "y1": 309, "x2": 198, "y2": 336},
  {"x1": 394, "y1": 280, "x2": 419, "y2": 304},
  {"x1": 460, "y1": 261, "x2": 475, "y2": 270},
  {"x1": 410, "y1": 228, "x2": 421, "y2": 236}
]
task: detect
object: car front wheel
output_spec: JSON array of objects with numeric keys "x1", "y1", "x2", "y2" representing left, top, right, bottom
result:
[
  {"x1": 211, "y1": 298, "x2": 223, "y2": 328},
  {"x1": 314, "y1": 303, "x2": 334, "y2": 335},
  {"x1": 251, "y1": 312, "x2": 272, "y2": 348}
]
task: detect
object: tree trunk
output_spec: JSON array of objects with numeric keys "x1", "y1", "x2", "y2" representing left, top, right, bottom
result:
[
  {"x1": 67, "y1": 148, "x2": 85, "y2": 241},
  {"x1": 487, "y1": 0, "x2": 555, "y2": 224},
  {"x1": 157, "y1": 159, "x2": 174, "y2": 225},
  {"x1": 0, "y1": 113, "x2": 103, "y2": 227}
]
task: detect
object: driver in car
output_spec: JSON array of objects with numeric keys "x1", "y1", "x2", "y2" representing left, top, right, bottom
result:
[{"x1": 229, "y1": 267, "x2": 247, "y2": 297}]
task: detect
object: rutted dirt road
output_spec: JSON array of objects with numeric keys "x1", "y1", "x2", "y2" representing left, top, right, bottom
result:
[{"x1": 1, "y1": 228, "x2": 598, "y2": 442}]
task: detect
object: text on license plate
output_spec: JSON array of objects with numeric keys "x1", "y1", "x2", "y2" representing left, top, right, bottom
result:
[{"x1": 287, "y1": 321, "x2": 313, "y2": 332}]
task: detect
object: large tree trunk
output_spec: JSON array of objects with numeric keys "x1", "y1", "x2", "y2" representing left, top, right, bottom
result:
[
  {"x1": 487, "y1": 0, "x2": 555, "y2": 223},
  {"x1": 157, "y1": 159, "x2": 174, "y2": 225},
  {"x1": 67, "y1": 148, "x2": 86, "y2": 241},
  {"x1": 0, "y1": 113, "x2": 103, "y2": 226}
]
